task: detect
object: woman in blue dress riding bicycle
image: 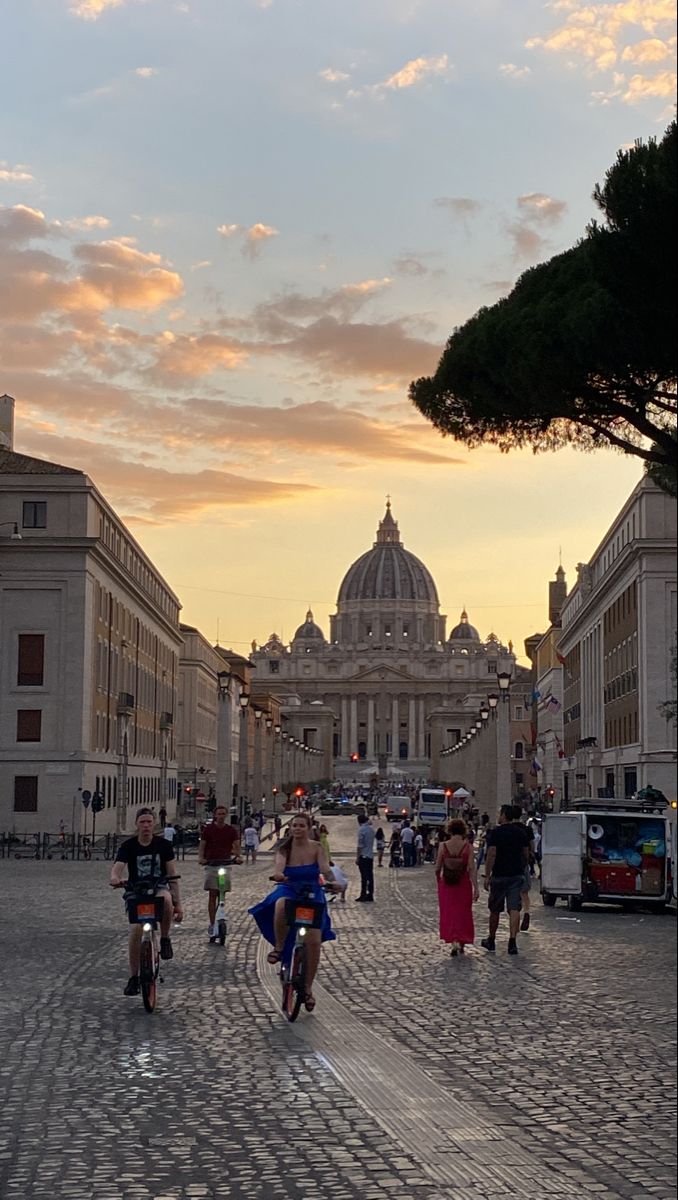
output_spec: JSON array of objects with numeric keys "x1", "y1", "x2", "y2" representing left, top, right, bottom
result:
[{"x1": 249, "y1": 812, "x2": 338, "y2": 1011}]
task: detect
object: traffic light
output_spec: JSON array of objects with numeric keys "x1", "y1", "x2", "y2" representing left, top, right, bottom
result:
[
  {"x1": 350, "y1": 753, "x2": 359, "y2": 763},
  {"x1": 546, "y1": 787, "x2": 555, "y2": 799},
  {"x1": 444, "y1": 789, "x2": 452, "y2": 798},
  {"x1": 295, "y1": 787, "x2": 304, "y2": 798}
]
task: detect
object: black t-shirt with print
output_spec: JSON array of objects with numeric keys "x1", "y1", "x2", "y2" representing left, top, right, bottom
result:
[{"x1": 115, "y1": 835, "x2": 175, "y2": 884}]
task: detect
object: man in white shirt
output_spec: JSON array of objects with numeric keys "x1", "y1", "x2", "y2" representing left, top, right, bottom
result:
[
  {"x1": 355, "y1": 814, "x2": 375, "y2": 902},
  {"x1": 400, "y1": 821, "x2": 415, "y2": 868},
  {"x1": 163, "y1": 822, "x2": 176, "y2": 846}
]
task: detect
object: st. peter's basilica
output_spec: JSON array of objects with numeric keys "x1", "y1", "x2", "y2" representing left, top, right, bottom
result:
[{"x1": 250, "y1": 503, "x2": 529, "y2": 780}]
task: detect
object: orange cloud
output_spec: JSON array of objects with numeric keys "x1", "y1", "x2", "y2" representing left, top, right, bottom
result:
[{"x1": 15, "y1": 429, "x2": 318, "y2": 520}]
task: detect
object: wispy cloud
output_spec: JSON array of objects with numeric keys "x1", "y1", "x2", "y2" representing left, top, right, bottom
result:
[
  {"x1": 0, "y1": 163, "x2": 34, "y2": 183},
  {"x1": 135, "y1": 66, "x2": 159, "y2": 78},
  {"x1": 319, "y1": 68, "x2": 350, "y2": 84},
  {"x1": 499, "y1": 63, "x2": 531, "y2": 81},
  {"x1": 217, "y1": 221, "x2": 280, "y2": 259},
  {"x1": 434, "y1": 197, "x2": 482, "y2": 220},
  {"x1": 506, "y1": 192, "x2": 568, "y2": 261},
  {"x1": 375, "y1": 54, "x2": 452, "y2": 91},
  {"x1": 64, "y1": 214, "x2": 111, "y2": 231},
  {"x1": 526, "y1": 1, "x2": 676, "y2": 107},
  {"x1": 70, "y1": 0, "x2": 135, "y2": 18}
]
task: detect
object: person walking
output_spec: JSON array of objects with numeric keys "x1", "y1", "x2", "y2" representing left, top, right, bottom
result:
[
  {"x1": 388, "y1": 826, "x2": 402, "y2": 869},
  {"x1": 163, "y1": 821, "x2": 176, "y2": 847},
  {"x1": 400, "y1": 821, "x2": 415, "y2": 868},
  {"x1": 481, "y1": 804, "x2": 530, "y2": 956},
  {"x1": 414, "y1": 829, "x2": 425, "y2": 866},
  {"x1": 435, "y1": 819, "x2": 479, "y2": 955},
  {"x1": 512, "y1": 805, "x2": 536, "y2": 931},
  {"x1": 374, "y1": 826, "x2": 386, "y2": 867},
  {"x1": 318, "y1": 823, "x2": 331, "y2": 861},
  {"x1": 243, "y1": 824, "x2": 259, "y2": 864},
  {"x1": 355, "y1": 813, "x2": 375, "y2": 902},
  {"x1": 273, "y1": 813, "x2": 282, "y2": 840}
]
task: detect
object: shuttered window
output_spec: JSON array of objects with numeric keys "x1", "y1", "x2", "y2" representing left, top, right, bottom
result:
[{"x1": 17, "y1": 635, "x2": 44, "y2": 686}]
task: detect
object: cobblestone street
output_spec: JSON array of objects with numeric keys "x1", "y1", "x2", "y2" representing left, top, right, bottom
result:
[{"x1": 0, "y1": 817, "x2": 675, "y2": 1200}]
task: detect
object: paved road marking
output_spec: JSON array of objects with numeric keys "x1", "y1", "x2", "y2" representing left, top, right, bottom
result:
[{"x1": 255, "y1": 938, "x2": 588, "y2": 1198}]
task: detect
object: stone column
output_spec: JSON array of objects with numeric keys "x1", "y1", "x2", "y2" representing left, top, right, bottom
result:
[
  {"x1": 417, "y1": 698, "x2": 426, "y2": 758},
  {"x1": 392, "y1": 696, "x2": 399, "y2": 761},
  {"x1": 367, "y1": 697, "x2": 376, "y2": 758},
  {"x1": 341, "y1": 695, "x2": 349, "y2": 759},
  {"x1": 408, "y1": 696, "x2": 416, "y2": 761},
  {"x1": 350, "y1": 695, "x2": 358, "y2": 757}
]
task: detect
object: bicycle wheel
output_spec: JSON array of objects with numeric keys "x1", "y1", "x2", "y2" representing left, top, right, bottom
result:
[
  {"x1": 217, "y1": 918, "x2": 227, "y2": 946},
  {"x1": 284, "y1": 947, "x2": 305, "y2": 1023},
  {"x1": 140, "y1": 936, "x2": 157, "y2": 1013}
]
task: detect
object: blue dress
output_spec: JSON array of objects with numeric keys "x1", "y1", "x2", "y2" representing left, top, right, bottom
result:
[{"x1": 249, "y1": 862, "x2": 335, "y2": 964}]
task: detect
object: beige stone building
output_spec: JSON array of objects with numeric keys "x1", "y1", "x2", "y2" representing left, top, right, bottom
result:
[
  {"x1": 557, "y1": 478, "x2": 676, "y2": 804},
  {"x1": 0, "y1": 396, "x2": 182, "y2": 834},
  {"x1": 251, "y1": 503, "x2": 528, "y2": 785}
]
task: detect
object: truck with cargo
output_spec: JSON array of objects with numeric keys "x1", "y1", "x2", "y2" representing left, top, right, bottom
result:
[{"x1": 541, "y1": 794, "x2": 673, "y2": 912}]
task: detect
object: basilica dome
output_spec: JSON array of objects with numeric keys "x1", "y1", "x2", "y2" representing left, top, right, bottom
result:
[
  {"x1": 337, "y1": 503, "x2": 439, "y2": 606},
  {"x1": 449, "y1": 610, "x2": 480, "y2": 642},
  {"x1": 293, "y1": 609, "x2": 326, "y2": 642}
]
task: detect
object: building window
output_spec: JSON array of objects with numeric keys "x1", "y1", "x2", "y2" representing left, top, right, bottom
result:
[
  {"x1": 22, "y1": 501, "x2": 47, "y2": 529},
  {"x1": 514, "y1": 706, "x2": 523, "y2": 720},
  {"x1": 14, "y1": 776, "x2": 38, "y2": 812},
  {"x1": 269, "y1": 660, "x2": 280, "y2": 674},
  {"x1": 16, "y1": 710, "x2": 42, "y2": 742},
  {"x1": 624, "y1": 768, "x2": 637, "y2": 798},
  {"x1": 514, "y1": 742, "x2": 524, "y2": 760},
  {"x1": 17, "y1": 634, "x2": 45, "y2": 686},
  {"x1": 487, "y1": 660, "x2": 497, "y2": 674}
]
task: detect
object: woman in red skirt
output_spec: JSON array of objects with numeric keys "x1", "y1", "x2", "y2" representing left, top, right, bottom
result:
[{"x1": 435, "y1": 819, "x2": 479, "y2": 956}]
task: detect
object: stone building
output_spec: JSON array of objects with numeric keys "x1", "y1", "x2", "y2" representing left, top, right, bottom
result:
[
  {"x1": 557, "y1": 478, "x2": 676, "y2": 804},
  {"x1": 0, "y1": 396, "x2": 181, "y2": 834},
  {"x1": 251, "y1": 503, "x2": 526, "y2": 782}
]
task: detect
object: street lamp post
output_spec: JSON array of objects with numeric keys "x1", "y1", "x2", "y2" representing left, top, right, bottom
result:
[
  {"x1": 253, "y1": 708, "x2": 264, "y2": 810},
  {"x1": 216, "y1": 669, "x2": 233, "y2": 813},
  {"x1": 237, "y1": 689, "x2": 250, "y2": 824},
  {"x1": 495, "y1": 667, "x2": 513, "y2": 812}
]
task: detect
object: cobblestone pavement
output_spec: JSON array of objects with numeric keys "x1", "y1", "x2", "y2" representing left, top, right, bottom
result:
[{"x1": 0, "y1": 816, "x2": 675, "y2": 1200}]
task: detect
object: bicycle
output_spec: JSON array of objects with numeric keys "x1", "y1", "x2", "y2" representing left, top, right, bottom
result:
[
  {"x1": 121, "y1": 877, "x2": 179, "y2": 1013},
  {"x1": 280, "y1": 886, "x2": 325, "y2": 1022}
]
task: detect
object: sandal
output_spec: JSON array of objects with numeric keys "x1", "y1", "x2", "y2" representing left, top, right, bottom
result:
[
  {"x1": 267, "y1": 948, "x2": 283, "y2": 965},
  {"x1": 304, "y1": 993, "x2": 316, "y2": 1011}
]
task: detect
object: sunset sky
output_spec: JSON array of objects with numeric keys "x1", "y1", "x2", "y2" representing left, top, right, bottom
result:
[{"x1": 1, "y1": 0, "x2": 674, "y2": 661}]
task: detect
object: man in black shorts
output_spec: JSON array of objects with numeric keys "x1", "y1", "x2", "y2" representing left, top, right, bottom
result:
[
  {"x1": 481, "y1": 804, "x2": 530, "y2": 956},
  {"x1": 110, "y1": 807, "x2": 183, "y2": 995}
]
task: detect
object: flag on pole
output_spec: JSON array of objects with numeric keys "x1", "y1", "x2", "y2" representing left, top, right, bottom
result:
[
  {"x1": 556, "y1": 651, "x2": 567, "y2": 667},
  {"x1": 531, "y1": 757, "x2": 543, "y2": 774},
  {"x1": 546, "y1": 696, "x2": 562, "y2": 714},
  {"x1": 555, "y1": 734, "x2": 566, "y2": 760},
  {"x1": 531, "y1": 688, "x2": 541, "y2": 705}
]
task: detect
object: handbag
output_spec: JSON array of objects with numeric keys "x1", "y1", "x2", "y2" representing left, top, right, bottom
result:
[{"x1": 442, "y1": 841, "x2": 469, "y2": 886}]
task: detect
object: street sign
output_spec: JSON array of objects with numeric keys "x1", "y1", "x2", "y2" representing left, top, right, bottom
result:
[
  {"x1": 91, "y1": 792, "x2": 105, "y2": 814},
  {"x1": 81, "y1": 790, "x2": 92, "y2": 808},
  {"x1": 195, "y1": 791, "x2": 206, "y2": 801}
]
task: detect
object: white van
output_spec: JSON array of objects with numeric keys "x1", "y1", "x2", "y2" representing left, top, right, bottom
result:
[
  {"x1": 384, "y1": 795, "x2": 412, "y2": 822},
  {"x1": 541, "y1": 795, "x2": 673, "y2": 912}
]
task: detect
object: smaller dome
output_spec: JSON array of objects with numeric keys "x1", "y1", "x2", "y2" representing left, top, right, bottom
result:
[
  {"x1": 293, "y1": 609, "x2": 326, "y2": 643},
  {"x1": 449, "y1": 609, "x2": 480, "y2": 642}
]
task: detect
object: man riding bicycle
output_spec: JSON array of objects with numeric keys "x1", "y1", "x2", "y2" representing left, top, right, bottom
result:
[
  {"x1": 198, "y1": 805, "x2": 242, "y2": 942},
  {"x1": 110, "y1": 806, "x2": 183, "y2": 996}
]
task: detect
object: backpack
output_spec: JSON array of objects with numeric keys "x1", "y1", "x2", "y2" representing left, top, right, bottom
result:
[{"x1": 442, "y1": 841, "x2": 469, "y2": 886}]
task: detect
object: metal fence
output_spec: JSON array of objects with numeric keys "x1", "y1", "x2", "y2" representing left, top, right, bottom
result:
[{"x1": 0, "y1": 831, "x2": 120, "y2": 861}]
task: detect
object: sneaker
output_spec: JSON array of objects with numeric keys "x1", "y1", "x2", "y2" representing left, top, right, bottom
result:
[
  {"x1": 124, "y1": 975, "x2": 140, "y2": 996},
  {"x1": 480, "y1": 938, "x2": 496, "y2": 953},
  {"x1": 520, "y1": 913, "x2": 531, "y2": 932},
  {"x1": 160, "y1": 936, "x2": 174, "y2": 961},
  {"x1": 208, "y1": 923, "x2": 217, "y2": 942},
  {"x1": 508, "y1": 938, "x2": 519, "y2": 955}
]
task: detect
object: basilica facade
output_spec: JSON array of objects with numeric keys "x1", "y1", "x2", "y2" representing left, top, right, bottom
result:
[{"x1": 251, "y1": 504, "x2": 525, "y2": 781}]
